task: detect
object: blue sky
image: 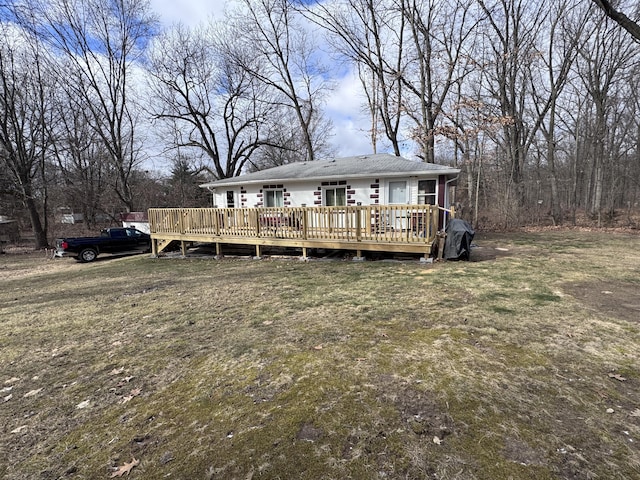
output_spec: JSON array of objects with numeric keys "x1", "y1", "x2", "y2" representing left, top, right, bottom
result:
[{"x1": 147, "y1": 0, "x2": 382, "y2": 160}]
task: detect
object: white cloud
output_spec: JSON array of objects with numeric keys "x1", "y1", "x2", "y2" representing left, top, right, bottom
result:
[
  {"x1": 149, "y1": 0, "x2": 226, "y2": 27},
  {"x1": 323, "y1": 68, "x2": 373, "y2": 157}
]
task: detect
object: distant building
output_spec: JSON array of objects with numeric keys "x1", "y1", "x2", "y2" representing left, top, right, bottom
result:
[{"x1": 120, "y1": 212, "x2": 150, "y2": 234}]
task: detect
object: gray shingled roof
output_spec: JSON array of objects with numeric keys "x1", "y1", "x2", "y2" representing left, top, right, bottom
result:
[{"x1": 200, "y1": 153, "x2": 460, "y2": 188}]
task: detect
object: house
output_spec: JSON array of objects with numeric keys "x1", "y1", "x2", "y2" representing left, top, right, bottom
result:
[
  {"x1": 120, "y1": 212, "x2": 150, "y2": 234},
  {"x1": 148, "y1": 154, "x2": 460, "y2": 259},
  {"x1": 200, "y1": 154, "x2": 460, "y2": 219}
]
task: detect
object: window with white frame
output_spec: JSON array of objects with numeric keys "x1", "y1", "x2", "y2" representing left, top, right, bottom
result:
[
  {"x1": 264, "y1": 189, "x2": 284, "y2": 207},
  {"x1": 388, "y1": 181, "x2": 407, "y2": 204},
  {"x1": 417, "y1": 180, "x2": 437, "y2": 205},
  {"x1": 324, "y1": 187, "x2": 346, "y2": 206}
]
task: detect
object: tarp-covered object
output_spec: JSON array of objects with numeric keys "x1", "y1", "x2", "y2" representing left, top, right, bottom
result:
[{"x1": 444, "y1": 219, "x2": 475, "y2": 260}]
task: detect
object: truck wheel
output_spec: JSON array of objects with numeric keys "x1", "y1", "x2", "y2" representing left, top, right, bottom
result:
[{"x1": 78, "y1": 248, "x2": 98, "y2": 262}]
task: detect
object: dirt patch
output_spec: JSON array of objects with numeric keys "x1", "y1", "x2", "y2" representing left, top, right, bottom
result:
[
  {"x1": 296, "y1": 423, "x2": 323, "y2": 442},
  {"x1": 503, "y1": 437, "x2": 546, "y2": 467},
  {"x1": 469, "y1": 245, "x2": 513, "y2": 262},
  {"x1": 379, "y1": 376, "x2": 454, "y2": 443},
  {"x1": 563, "y1": 280, "x2": 640, "y2": 324}
]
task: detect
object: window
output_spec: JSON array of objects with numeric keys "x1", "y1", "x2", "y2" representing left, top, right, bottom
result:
[
  {"x1": 226, "y1": 191, "x2": 235, "y2": 208},
  {"x1": 324, "y1": 187, "x2": 346, "y2": 206},
  {"x1": 418, "y1": 180, "x2": 437, "y2": 205},
  {"x1": 388, "y1": 181, "x2": 407, "y2": 204},
  {"x1": 265, "y1": 189, "x2": 284, "y2": 207}
]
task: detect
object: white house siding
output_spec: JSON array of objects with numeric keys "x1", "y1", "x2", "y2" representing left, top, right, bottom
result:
[{"x1": 210, "y1": 175, "x2": 447, "y2": 208}]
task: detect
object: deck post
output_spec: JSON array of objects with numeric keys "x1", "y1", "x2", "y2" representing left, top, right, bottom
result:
[
  {"x1": 255, "y1": 244, "x2": 261, "y2": 259},
  {"x1": 437, "y1": 231, "x2": 446, "y2": 261},
  {"x1": 302, "y1": 208, "x2": 308, "y2": 240},
  {"x1": 254, "y1": 210, "x2": 261, "y2": 236},
  {"x1": 180, "y1": 240, "x2": 187, "y2": 257},
  {"x1": 215, "y1": 242, "x2": 222, "y2": 259},
  {"x1": 355, "y1": 207, "x2": 362, "y2": 241},
  {"x1": 151, "y1": 238, "x2": 158, "y2": 257}
]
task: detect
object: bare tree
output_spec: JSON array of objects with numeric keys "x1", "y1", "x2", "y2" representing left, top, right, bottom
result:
[
  {"x1": 0, "y1": 22, "x2": 53, "y2": 248},
  {"x1": 576, "y1": 10, "x2": 637, "y2": 221},
  {"x1": 299, "y1": 0, "x2": 406, "y2": 156},
  {"x1": 534, "y1": 0, "x2": 588, "y2": 225},
  {"x1": 50, "y1": 91, "x2": 111, "y2": 228},
  {"x1": 591, "y1": 0, "x2": 640, "y2": 41},
  {"x1": 147, "y1": 22, "x2": 282, "y2": 179},
  {"x1": 398, "y1": 0, "x2": 478, "y2": 163},
  {"x1": 230, "y1": 0, "x2": 332, "y2": 163},
  {"x1": 16, "y1": 0, "x2": 158, "y2": 212},
  {"x1": 476, "y1": 0, "x2": 552, "y2": 212}
]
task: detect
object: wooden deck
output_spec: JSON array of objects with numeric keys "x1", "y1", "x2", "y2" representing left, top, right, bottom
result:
[{"x1": 148, "y1": 205, "x2": 455, "y2": 259}]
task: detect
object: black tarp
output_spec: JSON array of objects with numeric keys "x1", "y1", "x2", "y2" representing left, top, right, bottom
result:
[{"x1": 444, "y1": 219, "x2": 475, "y2": 260}]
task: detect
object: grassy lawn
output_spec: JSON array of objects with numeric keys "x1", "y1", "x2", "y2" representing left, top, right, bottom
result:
[{"x1": 1, "y1": 231, "x2": 639, "y2": 479}]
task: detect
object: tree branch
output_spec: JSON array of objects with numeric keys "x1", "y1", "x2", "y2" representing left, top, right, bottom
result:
[{"x1": 592, "y1": 0, "x2": 640, "y2": 42}]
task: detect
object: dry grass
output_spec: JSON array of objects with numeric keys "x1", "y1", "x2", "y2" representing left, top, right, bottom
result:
[{"x1": 1, "y1": 231, "x2": 639, "y2": 479}]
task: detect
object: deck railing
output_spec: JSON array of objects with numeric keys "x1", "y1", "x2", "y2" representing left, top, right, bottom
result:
[{"x1": 149, "y1": 204, "x2": 449, "y2": 245}]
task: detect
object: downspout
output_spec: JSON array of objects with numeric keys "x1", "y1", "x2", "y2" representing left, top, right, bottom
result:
[{"x1": 442, "y1": 174, "x2": 459, "y2": 228}]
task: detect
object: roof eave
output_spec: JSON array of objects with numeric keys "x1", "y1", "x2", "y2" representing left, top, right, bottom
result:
[{"x1": 200, "y1": 168, "x2": 461, "y2": 189}]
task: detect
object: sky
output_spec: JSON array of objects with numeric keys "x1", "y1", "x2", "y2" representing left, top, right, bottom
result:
[{"x1": 147, "y1": 0, "x2": 380, "y2": 161}]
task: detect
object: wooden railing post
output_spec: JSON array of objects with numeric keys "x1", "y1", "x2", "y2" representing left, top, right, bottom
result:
[
  {"x1": 355, "y1": 206, "x2": 361, "y2": 241},
  {"x1": 178, "y1": 209, "x2": 185, "y2": 234},
  {"x1": 302, "y1": 208, "x2": 308, "y2": 240}
]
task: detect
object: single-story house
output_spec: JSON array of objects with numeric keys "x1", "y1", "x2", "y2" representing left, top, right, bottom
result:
[
  {"x1": 200, "y1": 154, "x2": 460, "y2": 217},
  {"x1": 148, "y1": 155, "x2": 460, "y2": 258}
]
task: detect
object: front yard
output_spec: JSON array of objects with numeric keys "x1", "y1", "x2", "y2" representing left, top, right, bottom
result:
[{"x1": 1, "y1": 231, "x2": 639, "y2": 479}]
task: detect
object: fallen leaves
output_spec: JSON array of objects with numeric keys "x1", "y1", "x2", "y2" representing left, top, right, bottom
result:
[
  {"x1": 23, "y1": 388, "x2": 43, "y2": 398},
  {"x1": 608, "y1": 373, "x2": 627, "y2": 382},
  {"x1": 110, "y1": 458, "x2": 139, "y2": 477},
  {"x1": 630, "y1": 409, "x2": 640, "y2": 417},
  {"x1": 116, "y1": 376, "x2": 135, "y2": 387},
  {"x1": 76, "y1": 399, "x2": 91, "y2": 409},
  {"x1": 121, "y1": 388, "x2": 142, "y2": 404},
  {"x1": 11, "y1": 425, "x2": 28, "y2": 434}
]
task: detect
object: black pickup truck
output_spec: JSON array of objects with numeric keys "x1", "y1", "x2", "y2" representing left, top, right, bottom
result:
[{"x1": 55, "y1": 227, "x2": 151, "y2": 262}]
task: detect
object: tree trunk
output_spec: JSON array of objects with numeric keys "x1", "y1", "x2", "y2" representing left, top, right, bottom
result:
[{"x1": 25, "y1": 196, "x2": 49, "y2": 249}]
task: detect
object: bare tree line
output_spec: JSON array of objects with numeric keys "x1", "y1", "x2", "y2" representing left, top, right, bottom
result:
[{"x1": 1, "y1": 0, "x2": 639, "y2": 248}]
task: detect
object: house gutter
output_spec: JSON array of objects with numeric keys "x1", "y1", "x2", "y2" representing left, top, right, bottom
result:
[{"x1": 199, "y1": 169, "x2": 462, "y2": 189}]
